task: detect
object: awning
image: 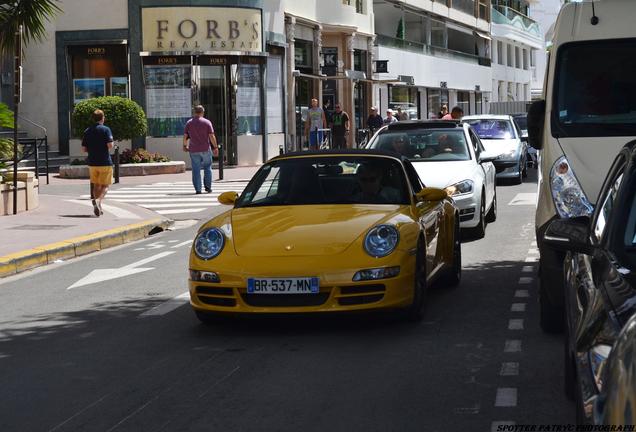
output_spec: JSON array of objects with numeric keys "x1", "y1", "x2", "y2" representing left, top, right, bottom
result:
[{"x1": 474, "y1": 30, "x2": 492, "y2": 41}]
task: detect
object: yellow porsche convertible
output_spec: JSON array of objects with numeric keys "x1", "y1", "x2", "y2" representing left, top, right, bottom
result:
[{"x1": 189, "y1": 150, "x2": 460, "y2": 322}]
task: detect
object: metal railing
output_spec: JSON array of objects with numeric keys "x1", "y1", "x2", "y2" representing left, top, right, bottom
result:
[
  {"x1": 376, "y1": 34, "x2": 492, "y2": 67},
  {"x1": 0, "y1": 136, "x2": 50, "y2": 185},
  {"x1": 492, "y1": 6, "x2": 542, "y2": 37}
]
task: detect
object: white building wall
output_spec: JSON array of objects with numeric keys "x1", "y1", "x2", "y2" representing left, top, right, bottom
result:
[
  {"x1": 378, "y1": 46, "x2": 492, "y2": 92},
  {"x1": 528, "y1": 0, "x2": 563, "y2": 95},
  {"x1": 20, "y1": 0, "x2": 129, "y2": 151},
  {"x1": 283, "y1": 0, "x2": 374, "y2": 34}
]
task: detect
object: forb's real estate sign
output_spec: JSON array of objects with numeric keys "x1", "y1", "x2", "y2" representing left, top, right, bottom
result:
[{"x1": 141, "y1": 7, "x2": 262, "y2": 53}]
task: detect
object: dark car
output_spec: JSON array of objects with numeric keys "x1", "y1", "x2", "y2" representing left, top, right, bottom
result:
[
  {"x1": 512, "y1": 113, "x2": 537, "y2": 169},
  {"x1": 543, "y1": 140, "x2": 636, "y2": 424},
  {"x1": 594, "y1": 313, "x2": 636, "y2": 425}
]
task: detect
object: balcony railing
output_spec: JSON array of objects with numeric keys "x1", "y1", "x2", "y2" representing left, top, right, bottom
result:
[
  {"x1": 376, "y1": 34, "x2": 491, "y2": 67},
  {"x1": 492, "y1": 6, "x2": 541, "y2": 38}
]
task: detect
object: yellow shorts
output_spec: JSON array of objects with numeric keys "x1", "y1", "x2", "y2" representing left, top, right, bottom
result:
[{"x1": 89, "y1": 166, "x2": 113, "y2": 186}]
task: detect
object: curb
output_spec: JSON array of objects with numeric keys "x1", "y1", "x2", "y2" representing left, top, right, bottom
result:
[{"x1": 0, "y1": 218, "x2": 173, "y2": 278}]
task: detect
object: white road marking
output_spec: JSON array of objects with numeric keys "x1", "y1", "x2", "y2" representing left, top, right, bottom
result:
[
  {"x1": 518, "y1": 277, "x2": 533, "y2": 284},
  {"x1": 67, "y1": 251, "x2": 175, "y2": 290},
  {"x1": 504, "y1": 340, "x2": 522, "y2": 353},
  {"x1": 132, "y1": 203, "x2": 221, "y2": 209},
  {"x1": 527, "y1": 248, "x2": 539, "y2": 255},
  {"x1": 492, "y1": 421, "x2": 516, "y2": 431},
  {"x1": 139, "y1": 292, "x2": 190, "y2": 317},
  {"x1": 525, "y1": 256, "x2": 539, "y2": 263},
  {"x1": 531, "y1": 241, "x2": 537, "y2": 247},
  {"x1": 511, "y1": 303, "x2": 526, "y2": 312},
  {"x1": 66, "y1": 200, "x2": 141, "y2": 220},
  {"x1": 495, "y1": 388, "x2": 518, "y2": 407},
  {"x1": 168, "y1": 240, "x2": 179, "y2": 243},
  {"x1": 109, "y1": 198, "x2": 221, "y2": 203},
  {"x1": 171, "y1": 240, "x2": 193, "y2": 249},
  {"x1": 508, "y1": 319, "x2": 524, "y2": 330},
  {"x1": 521, "y1": 265, "x2": 535, "y2": 273},
  {"x1": 508, "y1": 192, "x2": 537, "y2": 206},
  {"x1": 514, "y1": 290, "x2": 529, "y2": 298},
  {"x1": 156, "y1": 208, "x2": 208, "y2": 215},
  {"x1": 500, "y1": 362, "x2": 519, "y2": 376}
]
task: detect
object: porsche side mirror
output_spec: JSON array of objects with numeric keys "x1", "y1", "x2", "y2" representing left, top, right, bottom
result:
[
  {"x1": 416, "y1": 187, "x2": 448, "y2": 202},
  {"x1": 544, "y1": 217, "x2": 595, "y2": 255},
  {"x1": 218, "y1": 191, "x2": 238, "y2": 205},
  {"x1": 527, "y1": 100, "x2": 546, "y2": 150}
]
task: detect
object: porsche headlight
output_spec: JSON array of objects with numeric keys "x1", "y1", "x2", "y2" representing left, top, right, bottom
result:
[
  {"x1": 550, "y1": 156, "x2": 594, "y2": 218},
  {"x1": 445, "y1": 180, "x2": 474, "y2": 197},
  {"x1": 194, "y1": 228, "x2": 225, "y2": 260},
  {"x1": 364, "y1": 225, "x2": 399, "y2": 258}
]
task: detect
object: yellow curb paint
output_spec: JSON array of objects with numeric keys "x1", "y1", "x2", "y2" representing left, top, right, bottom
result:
[
  {"x1": 74, "y1": 238, "x2": 101, "y2": 256},
  {"x1": 0, "y1": 218, "x2": 170, "y2": 278},
  {"x1": 0, "y1": 261, "x2": 16, "y2": 277},
  {"x1": 14, "y1": 251, "x2": 48, "y2": 273},
  {"x1": 99, "y1": 233, "x2": 125, "y2": 250}
]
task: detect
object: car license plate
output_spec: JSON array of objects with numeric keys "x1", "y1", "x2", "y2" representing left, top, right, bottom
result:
[{"x1": 247, "y1": 277, "x2": 319, "y2": 294}]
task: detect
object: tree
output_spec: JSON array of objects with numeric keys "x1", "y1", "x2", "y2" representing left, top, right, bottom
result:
[
  {"x1": 72, "y1": 96, "x2": 148, "y2": 141},
  {"x1": 0, "y1": 0, "x2": 62, "y2": 55},
  {"x1": 396, "y1": 17, "x2": 405, "y2": 40}
]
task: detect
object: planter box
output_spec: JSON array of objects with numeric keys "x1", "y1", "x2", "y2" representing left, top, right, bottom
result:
[
  {"x1": 1, "y1": 172, "x2": 39, "y2": 215},
  {"x1": 58, "y1": 161, "x2": 186, "y2": 179}
]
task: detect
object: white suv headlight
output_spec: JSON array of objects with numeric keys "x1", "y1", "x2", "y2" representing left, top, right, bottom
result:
[
  {"x1": 445, "y1": 180, "x2": 474, "y2": 197},
  {"x1": 550, "y1": 156, "x2": 594, "y2": 218}
]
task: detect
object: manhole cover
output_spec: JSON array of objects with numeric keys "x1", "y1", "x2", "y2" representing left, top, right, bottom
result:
[{"x1": 9, "y1": 224, "x2": 73, "y2": 230}]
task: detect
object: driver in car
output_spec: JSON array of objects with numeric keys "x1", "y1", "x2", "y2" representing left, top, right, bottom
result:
[
  {"x1": 353, "y1": 163, "x2": 401, "y2": 204},
  {"x1": 437, "y1": 133, "x2": 465, "y2": 155}
]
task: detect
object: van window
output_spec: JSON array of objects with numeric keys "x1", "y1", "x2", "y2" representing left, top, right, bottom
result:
[{"x1": 553, "y1": 39, "x2": 636, "y2": 138}]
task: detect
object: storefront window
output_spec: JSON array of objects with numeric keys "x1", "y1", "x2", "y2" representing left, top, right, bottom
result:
[
  {"x1": 237, "y1": 63, "x2": 262, "y2": 135},
  {"x1": 475, "y1": 92, "x2": 483, "y2": 115},
  {"x1": 389, "y1": 86, "x2": 418, "y2": 119},
  {"x1": 267, "y1": 55, "x2": 284, "y2": 134},
  {"x1": 294, "y1": 40, "x2": 313, "y2": 72},
  {"x1": 143, "y1": 57, "x2": 192, "y2": 137},
  {"x1": 457, "y1": 91, "x2": 471, "y2": 115},
  {"x1": 427, "y1": 88, "x2": 449, "y2": 119},
  {"x1": 69, "y1": 44, "x2": 128, "y2": 106},
  {"x1": 354, "y1": 49, "x2": 367, "y2": 72}
]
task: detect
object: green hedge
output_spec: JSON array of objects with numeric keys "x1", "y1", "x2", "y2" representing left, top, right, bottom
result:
[{"x1": 72, "y1": 96, "x2": 148, "y2": 141}]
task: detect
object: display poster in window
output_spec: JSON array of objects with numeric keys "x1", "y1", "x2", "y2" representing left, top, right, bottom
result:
[
  {"x1": 266, "y1": 56, "x2": 283, "y2": 133},
  {"x1": 110, "y1": 77, "x2": 129, "y2": 98},
  {"x1": 236, "y1": 64, "x2": 261, "y2": 135},
  {"x1": 144, "y1": 65, "x2": 192, "y2": 136},
  {"x1": 73, "y1": 78, "x2": 105, "y2": 104}
]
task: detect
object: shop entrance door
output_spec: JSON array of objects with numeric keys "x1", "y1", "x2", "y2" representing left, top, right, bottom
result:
[{"x1": 195, "y1": 64, "x2": 232, "y2": 165}]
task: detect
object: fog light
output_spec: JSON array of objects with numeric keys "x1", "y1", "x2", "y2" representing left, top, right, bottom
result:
[
  {"x1": 353, "y1": 266, "x2": 400, "y2": 281},
  {"x1": 190, "y1": 270, "x2": 220, "y2": 283}
]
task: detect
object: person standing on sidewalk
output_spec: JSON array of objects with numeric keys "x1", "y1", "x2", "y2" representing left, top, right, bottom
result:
[
  {"x1": 183, "y1": 105, "x2": 218, "y2": 194},
  {"x1": 330, "y1": 103, "x2": 350, "y2": 149},
  {"x1": 81, "y1": 109, "x2": 113, "y2": 217},
  {"x1": 305, "y1": 98, "x2": 327, "y2": 150}
]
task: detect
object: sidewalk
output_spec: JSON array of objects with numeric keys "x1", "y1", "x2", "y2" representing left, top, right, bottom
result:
[{"x1": 0, "y1": 165, "x2": 261, "y2": 277}]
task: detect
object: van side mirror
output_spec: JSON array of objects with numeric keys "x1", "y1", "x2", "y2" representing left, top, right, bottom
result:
[
  {"x1": 527, "y1": 100, "x2": 546, "y2": 150},
  {"x1": 544, "y1": 217, "x2": 595, "y2": 255}
]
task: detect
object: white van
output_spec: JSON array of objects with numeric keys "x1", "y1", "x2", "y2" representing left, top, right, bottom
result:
[{"x1": 527, "y1": 0, "x2": 636, "y2": 332}]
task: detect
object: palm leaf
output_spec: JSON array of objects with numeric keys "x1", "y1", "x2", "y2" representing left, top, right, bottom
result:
[{"x1": 0, "y1": 0, "x2": 62, "y2": 56}]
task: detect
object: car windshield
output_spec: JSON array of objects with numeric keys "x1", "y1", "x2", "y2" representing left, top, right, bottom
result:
[
  {"x1": 466, "y1": 119, "x2": 515, "y2": 140},
  {"x1": 366, "y1": 129, "x2": 470, "y2": 162},
  {"x1": 513, "y1": 116, "x2": 527, "y2": 131},
  {"x1": 554, "y1": 39, "x2": 636, "y2": 137},
  {"x1": 235, "y1": 156, "x2": 411, "y2": 207}
]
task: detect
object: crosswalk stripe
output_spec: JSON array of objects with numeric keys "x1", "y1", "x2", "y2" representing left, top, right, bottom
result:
[
  {"x1": 79, "y1": 180, "x2": 249, "y2": 216},
  {"x1": 156, "y1": 208, "x2": 208, "y2": 215}
]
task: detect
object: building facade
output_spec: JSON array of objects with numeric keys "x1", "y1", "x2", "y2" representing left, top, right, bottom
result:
[
  {"x1": 527, "y1": 0, "x2": 563, "y2": 97},
  {"x1": 372, "y1": 0, "x2": 493, "y2": 120},
  {"x1": 490, "y1": 0, "x2": 544, "y2": 106}
]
